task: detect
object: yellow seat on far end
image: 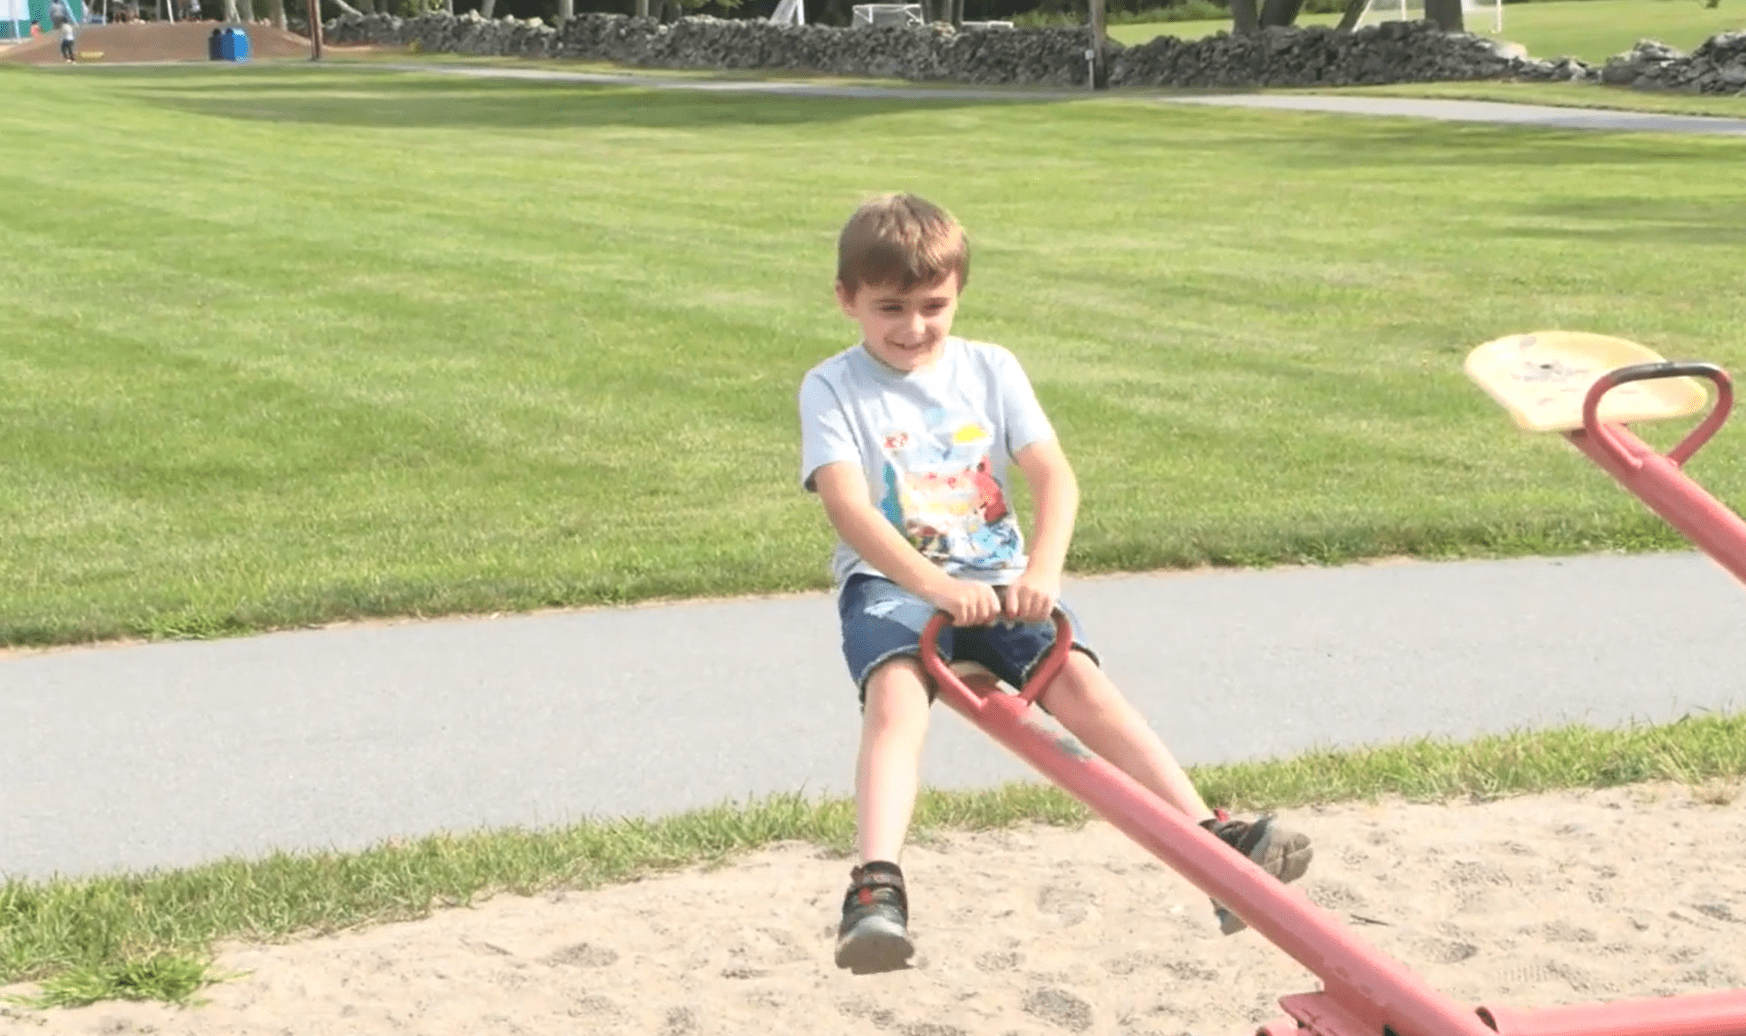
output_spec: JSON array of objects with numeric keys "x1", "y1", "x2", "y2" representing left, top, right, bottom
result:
[{"x1": 1465, "y1": 331, "x2": 1709, "y2": 433}]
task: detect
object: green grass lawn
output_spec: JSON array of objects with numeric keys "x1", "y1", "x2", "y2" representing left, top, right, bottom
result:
[
  {"x1": 2, "y1": 63, "x2": 1744, "y2": 647},
  {"x1": 1109, "y1": 0, "x2": 1746, "y2": 63}
]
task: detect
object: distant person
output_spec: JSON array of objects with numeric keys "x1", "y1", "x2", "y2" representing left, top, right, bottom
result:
[
  {"x1": 48, "y1": 0, "x2": 71, "y2": 28},
  {"x1": 59, "y1": 17, "x2": 76, "y2": 61},
  {"x1": 188, "y1": 0, "x2": 201, "y2": 19}
]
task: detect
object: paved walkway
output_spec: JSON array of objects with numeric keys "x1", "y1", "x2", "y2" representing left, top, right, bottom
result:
[{"x1": 7, "y1": 553, "x2": 1746, "y2": 880}]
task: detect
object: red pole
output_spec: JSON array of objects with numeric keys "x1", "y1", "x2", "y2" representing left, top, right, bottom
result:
[
  {"x1": 921, "y1": 615, "x2": 1498, "y2": 1036},
  {"x1": 1477, "y1": 989, "x2": 1746, "y2": 1036},
  {"x1": 1566, "y1": 362, "x2": 1746, "y2": 588}
]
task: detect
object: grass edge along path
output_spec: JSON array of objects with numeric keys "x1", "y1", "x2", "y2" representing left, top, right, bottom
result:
[{"x1": 4, "y1": 709, "x2": 1744, "y2": 1009}]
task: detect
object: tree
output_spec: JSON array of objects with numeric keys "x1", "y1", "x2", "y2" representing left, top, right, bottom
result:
[
  {"x1": 1258, "y1": 0, "x2": 1302, "y2": 27},
  {"x1": 1423, "y1": 0, "x2": 1462, "y2": 30},
  {"x1": 1335, "y1": 0, "x2": 1365, "y2": 31},
  {"x1": 1229, "y1": 0, "x2": 1258, "y2": 34}
]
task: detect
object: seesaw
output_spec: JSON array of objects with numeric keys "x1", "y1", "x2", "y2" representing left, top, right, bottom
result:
[{"x1": 917, "y1": 330, "x2": 1746, "y2": 1036}]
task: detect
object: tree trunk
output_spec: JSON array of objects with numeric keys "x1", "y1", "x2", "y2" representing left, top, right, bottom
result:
[
  {"x1": 237, "y1": 0, "x2": 253, "y2": 20},
  {"x1": 478, "y1": 0, "x2": 492, "y2": 15},
  {"x1": 1088, "y1": 0, "x2": 1106, "y2": 87},
  {"x1": 1229, "y1": 0, "x2": 1258, "y2": 34},
  {"x1": 558, "y1": 0, "x2": 571, "y2": 20},
  {"x1": 265, "y1": 0, "x2": 283, "y2": 28},
  {"x1": 223, "y1": 0, "x2": 237, "y2": 18},
  {"x1": 1334, "y1": 0, "x2": 1365, "y2": 31},
  {"x1": 633, "y1": 0, "x2": 645, "y2": 16},
  {"x1": 1258, "y1": 0, "x2": 1301, "y2": 27},
  {"x1": 1423, "y1": 0, "x2": 1462, "y2": 30}
]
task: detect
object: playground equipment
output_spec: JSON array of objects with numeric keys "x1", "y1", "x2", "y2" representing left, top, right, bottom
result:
[
  {"x1": 1466, "y1": 331, "x2": 1746, "y2": 591},
  {"x1": 920, "y1": 329, "x2": 1746, "y2": 1036}
]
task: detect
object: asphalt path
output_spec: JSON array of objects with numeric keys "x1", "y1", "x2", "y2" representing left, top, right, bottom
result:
[
  {"x1": 7, "y1": 553, "x2": 1746, "y2": 880},
  {"x1": 382, "y1": 61, "x2": 1746, "y2": 136}
]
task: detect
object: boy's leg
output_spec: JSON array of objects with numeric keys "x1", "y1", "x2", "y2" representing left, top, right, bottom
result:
[
  {"x1": 1038, "y1": 653, "x2": 1312, "y2": 931},
  {"x1": 835, "y1": 657, "x2": 929, "y2": 972},
  {"x1": 1036, "y1": 653, "x2": 1213, "y2": 819},
  {"x1": 833, "y1": 575, "x2": 940, "y2": 972},
  {"x1": 854, "y1": 657, "x2": 931, "y2": 865}
]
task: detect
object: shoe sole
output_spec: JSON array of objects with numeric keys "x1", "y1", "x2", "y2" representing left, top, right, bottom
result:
[
  {"x1": 834, "y1": 915, "x2": 914, "y2": 974},
  {"x1": 1218, "y1": 821, "x2": 1315, "y2": 936},
  {"x1": 1246, "y1": 820, "x2": 1314, "y2": 885}
]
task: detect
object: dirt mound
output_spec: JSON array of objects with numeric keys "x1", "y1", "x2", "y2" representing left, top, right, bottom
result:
[{"x1": 0, "y1": 19, "x2": 311, "y2": 63}]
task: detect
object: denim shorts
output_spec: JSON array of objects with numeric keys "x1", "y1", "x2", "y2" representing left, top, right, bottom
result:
[{"x1": 838, "y1": 574, "x2": 1098, "y2": 701}]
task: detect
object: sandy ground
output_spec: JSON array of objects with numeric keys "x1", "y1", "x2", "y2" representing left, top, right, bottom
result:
[
  {"x1": 3, "y1": 782, "x2": 1744, "y2": 1036},
  {"x1": 0, "y1": 20, "x2": 311, "y2": 63}
]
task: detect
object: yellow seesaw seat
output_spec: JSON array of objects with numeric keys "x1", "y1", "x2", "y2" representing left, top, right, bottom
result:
[{"x1": 1465, "y1": 331, "x2": 1709, "y2": 433}]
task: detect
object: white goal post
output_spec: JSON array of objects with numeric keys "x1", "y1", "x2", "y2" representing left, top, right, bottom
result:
[
  {"x1": 1356, "y1": 0, "x2": 1502, "y2": 35},
  {"x1": 851, "y1": 3, "x2": 921, "y2": 26}
]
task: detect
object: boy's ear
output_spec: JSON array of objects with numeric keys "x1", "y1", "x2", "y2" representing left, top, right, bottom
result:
[{"x1": 834, "y1": 280, "x2": 857, "y2": 315}]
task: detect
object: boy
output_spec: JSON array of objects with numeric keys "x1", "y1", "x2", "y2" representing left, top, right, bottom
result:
[
  {"x1": 59, "y1": 17, "x2": 77, "y2": 62},
  {"x1": 798, "y1": 193, "x2": 1313, "y2": 974}
]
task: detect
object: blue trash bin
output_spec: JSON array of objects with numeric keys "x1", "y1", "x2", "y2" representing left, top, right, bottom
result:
[
  {"x1": 208, "y1": 26, "x2": 223, "y2": 60},
  {"x1": 214, "y1": 26, "x2": 249, "y2": 61}
]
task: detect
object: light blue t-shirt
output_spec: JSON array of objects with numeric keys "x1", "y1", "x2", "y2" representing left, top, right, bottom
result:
[{"x1": 798, "y1": 336, "x2": 1056, "y2": 588}]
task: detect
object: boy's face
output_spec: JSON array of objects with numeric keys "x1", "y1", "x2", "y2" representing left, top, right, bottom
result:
[{"x1": 836, "y1": 273, "x2": 960, "y2": 374}]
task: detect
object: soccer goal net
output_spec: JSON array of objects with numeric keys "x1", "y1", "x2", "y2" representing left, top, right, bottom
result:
[{"x1": 1355, "y1": 0, "x2": 1502, "y2": 35}]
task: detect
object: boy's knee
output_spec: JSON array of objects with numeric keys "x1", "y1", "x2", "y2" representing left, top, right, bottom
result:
[
  {"x1": 1037, "y1": 652, "x2": 1116, "y2": 711},
  {"x1": 862, "y1": 656, "x2": 931, "y2": 714}
]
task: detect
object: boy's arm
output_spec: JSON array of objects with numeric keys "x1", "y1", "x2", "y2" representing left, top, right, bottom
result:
[
  {"x1": 1007, "y1": 438, "x2": 1080, "y2": 623},
  {"x1": 812, "y1": 461, "x2": 1002, "y2": 627}
]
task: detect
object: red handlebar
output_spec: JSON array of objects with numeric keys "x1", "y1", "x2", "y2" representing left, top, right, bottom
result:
[
  {"x1": 1582, "y1": 360, "x2": 1733, "y2": 468},
  {"x1": 918, "y1": 609, "x2": 1074, "y2": 707}
]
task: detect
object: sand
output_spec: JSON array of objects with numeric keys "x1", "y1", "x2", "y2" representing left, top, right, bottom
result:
[{"x1": 3, "y1": 781, "x2": 1744, "y2": 1036}]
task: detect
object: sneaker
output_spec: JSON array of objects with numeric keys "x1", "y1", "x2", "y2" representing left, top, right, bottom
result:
[
  {"x1": 834, "y1": 861, "x2": 914, "y2": 974},
  {"x1": 1203, "y1": 809, "x2": 1313, "y2": 935}
]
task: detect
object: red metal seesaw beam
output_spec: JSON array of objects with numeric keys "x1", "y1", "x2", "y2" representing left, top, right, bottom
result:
[
  {"x1": 925, "y1": 599, "x2": 1746, "y2": 1036},
  {"x1": 1478, "y1": 989, "x2": 1746, "y2": 1036},
  {"x1": 921, "y1": 615, "x2": 1497, "y2": 1036}
]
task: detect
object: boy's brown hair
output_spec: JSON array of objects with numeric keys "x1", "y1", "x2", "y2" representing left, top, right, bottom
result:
[{"x1": 836, "y1": 193, "x2": 970, "y2": 295}]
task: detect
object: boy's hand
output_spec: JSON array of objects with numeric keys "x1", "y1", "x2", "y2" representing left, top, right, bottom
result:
[
  {"x1": 1003, "y1": 571, "x2": 1060, "y2": 624},
  {"x1": 925, "y1": 578, "x2": 1003, "y2": 627}
]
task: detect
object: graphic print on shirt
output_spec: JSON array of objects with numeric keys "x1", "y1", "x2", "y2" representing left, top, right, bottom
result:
[{"x1": 875, "y1": 406, "x2": 1021, "y2": 573}]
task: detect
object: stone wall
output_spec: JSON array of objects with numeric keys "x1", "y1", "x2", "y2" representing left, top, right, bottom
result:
[
  {"x1": 1601, "y1": 32, "x2": 1746, "y2": 95},
  {"x1": 1111, "y1": 20, "x2": 1591, "y2": 88},
  {"x1": 324, "y1": 11, "x2": 1745, "y2": 95}
]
